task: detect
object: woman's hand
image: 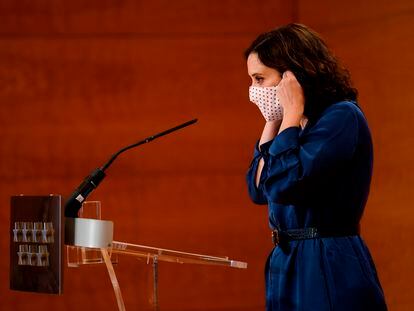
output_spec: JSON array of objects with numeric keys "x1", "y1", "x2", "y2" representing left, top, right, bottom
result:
[
  {"x1": 277, "y1": 71, "x2": 305, "y2": 133},
  {"x1": 255, "y1": 71, "x2": 305, "y2": 187}
]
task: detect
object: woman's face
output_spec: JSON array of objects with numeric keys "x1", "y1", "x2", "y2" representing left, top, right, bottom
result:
[{"x1": 247, "y1": 52, "x2": 282, "y2": 87}]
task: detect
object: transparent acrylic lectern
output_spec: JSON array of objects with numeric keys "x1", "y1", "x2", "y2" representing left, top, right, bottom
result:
[{"x1": 65, "y1": 203, "x2": 248, "y2": 311}]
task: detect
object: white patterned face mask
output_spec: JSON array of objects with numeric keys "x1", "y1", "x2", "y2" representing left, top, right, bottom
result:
[{"x1": 249, "y1": 86, "x2": 283, "y2": 121}]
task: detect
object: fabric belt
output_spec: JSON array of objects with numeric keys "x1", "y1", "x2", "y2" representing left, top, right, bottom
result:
[{"x1": 271, "y1": 225, "x2": 360, "y2": 246}]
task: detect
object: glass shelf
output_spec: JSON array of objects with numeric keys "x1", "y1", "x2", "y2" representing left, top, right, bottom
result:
[{"x1": 111, "y1": 240, "x2": 248, "y2": 269}]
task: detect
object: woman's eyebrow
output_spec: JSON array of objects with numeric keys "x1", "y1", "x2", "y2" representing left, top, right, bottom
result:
[{"x1": 251, "y1": 73, "x2": 263, "y2": 77}]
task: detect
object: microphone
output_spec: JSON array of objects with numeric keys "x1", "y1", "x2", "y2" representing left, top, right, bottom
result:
[{"x1": 64, "y1": 119, "x2": 198, "y2": 218}]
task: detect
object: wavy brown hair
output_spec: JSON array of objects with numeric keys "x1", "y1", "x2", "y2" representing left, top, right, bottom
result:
[{"x1": 245, "y1": 23, "x2": 358, "y2": 122}]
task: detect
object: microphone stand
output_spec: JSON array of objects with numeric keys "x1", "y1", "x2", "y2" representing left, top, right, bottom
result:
[{"x1": 64, "y1": 119, "x2": 198, "y2": 218}]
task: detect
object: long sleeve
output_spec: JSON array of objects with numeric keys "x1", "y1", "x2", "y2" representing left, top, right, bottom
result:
[{"x1": 263, "y1": 102, "x2": 359, "y2": 204}]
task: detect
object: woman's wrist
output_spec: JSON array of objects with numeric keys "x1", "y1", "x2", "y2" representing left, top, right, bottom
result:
[
  {"x1": 259, "y1": 120, "x2": 282, "y2": 148},
  {"x1": 278, "y1": 113, "x2": 302, "y2": 134}
]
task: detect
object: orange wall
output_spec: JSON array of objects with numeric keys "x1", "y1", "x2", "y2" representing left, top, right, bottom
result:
[{"x1": 0, "y1": 1, "x2": 412, "y2": 310}]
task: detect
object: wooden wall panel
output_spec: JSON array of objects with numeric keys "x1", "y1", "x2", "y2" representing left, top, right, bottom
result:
[
  {"x1": 2, "y1": 0, "x2": 411, "y2": 310},
  {"x1": 0, "y1": 1, "x2": 293, "y2": 310},
  {"x1": 298, "y1": 1, "x2": 414, "y2": 310},
  {"x1": 0, "y1": 0, "x2": 293, "y2": 34}
]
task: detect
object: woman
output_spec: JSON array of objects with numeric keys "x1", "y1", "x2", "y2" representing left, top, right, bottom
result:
[{"x1": 245, "y1": 24, "x2": 387, "y2": 311}]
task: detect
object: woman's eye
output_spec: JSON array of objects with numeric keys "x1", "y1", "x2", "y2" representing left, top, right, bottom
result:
[{"x1": 255, "y1": 77, "x2": 263, "y2": 83}]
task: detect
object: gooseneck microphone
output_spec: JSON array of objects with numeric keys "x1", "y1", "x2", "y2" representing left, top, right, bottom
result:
[{"x1": 64, "y1": 119, "x2": 198, "y2": 218}]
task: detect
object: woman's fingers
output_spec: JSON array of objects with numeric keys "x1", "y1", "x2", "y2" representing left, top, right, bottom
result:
[
  {"x1": 282, "y1": 70, "x2": 293, "y2": 79},
  {"x1": 277, "y1": 70, "x2": 304, "y2": 117},
  {"x1": 282, "y1": 70, "x2": 297, "y2": 82}
]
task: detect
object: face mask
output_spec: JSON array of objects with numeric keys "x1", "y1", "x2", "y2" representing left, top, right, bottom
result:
[{"x1": 249, "y1": 86, "x2": 283, "y2": 121}]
